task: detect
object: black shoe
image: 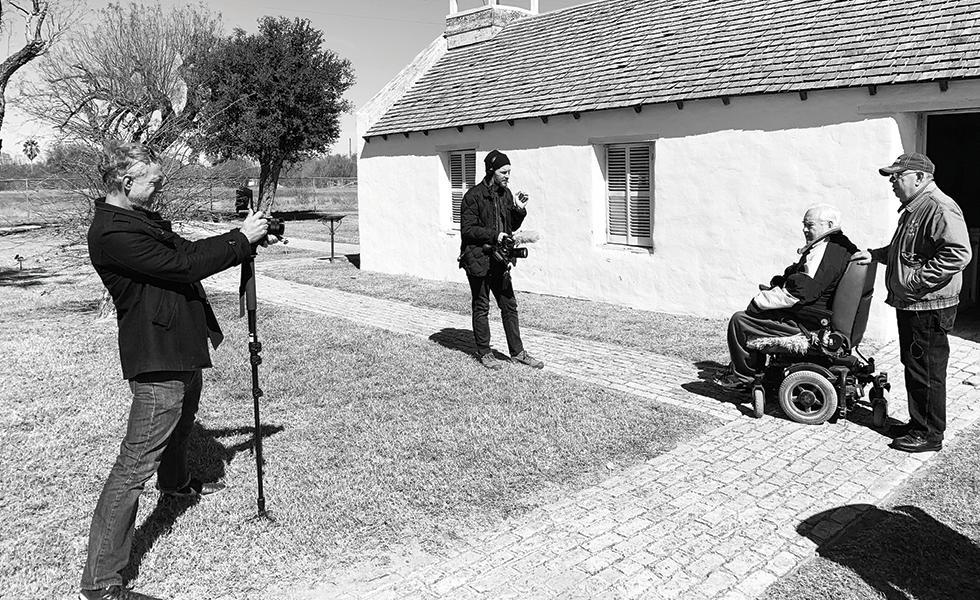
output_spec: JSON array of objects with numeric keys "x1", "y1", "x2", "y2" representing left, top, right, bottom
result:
[
  {"x1": 714, "y1": 371, "x2": 751, "y2": 390},
  {"x1": 159, "y1": 477, "x2": 226, "y2": 498},
  {"x1": 79, "y1": 585, "x2": 165, "y2": 600},
  {"x1": 891, "y1": 434, "x2": 942, "y2": 453}
]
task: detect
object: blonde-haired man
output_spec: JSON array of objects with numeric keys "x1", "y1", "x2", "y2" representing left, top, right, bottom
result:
[{"x1": 79, "y1": 142, "x2": 272, "y2": 600}]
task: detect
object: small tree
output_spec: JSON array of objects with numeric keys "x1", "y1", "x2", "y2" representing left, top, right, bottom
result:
[
  {"x1": 21, "y1": 1, "x2": 219, "y2": 151},
  {"x1": 19, "y1": 2, "x2": 226, "y2": 218},
  {"x1": 197, "y1": 16, "x2": 354, "y2": 210}
]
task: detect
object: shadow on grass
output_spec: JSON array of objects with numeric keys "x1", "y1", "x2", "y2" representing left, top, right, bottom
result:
[
  {"x1": 428, "y1": 327, "x2": 514, "y2": 365},
  {"x1": 798, "y1": 504, "x2": 980, "y2": 599},
  {"x1": 121, "y1": 421, "x2": 284, "y2": 585},
  {"x1": 0, "y1": 266, "x2": 54, "y2": 287},
  {"x1": 429, "y1": 327, "x2": 477, "y2": 356}
]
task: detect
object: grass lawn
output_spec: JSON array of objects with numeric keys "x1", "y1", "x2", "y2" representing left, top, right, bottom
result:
[
  {"x1": 278, "y1": 216, "x2": 359, "y2": 245},
  {"x1": 270, "y1": 259, "x2": 732, "y2": 365},
  {"x1": 0, "y1": 229, "x2": 717, "y2": 599}
]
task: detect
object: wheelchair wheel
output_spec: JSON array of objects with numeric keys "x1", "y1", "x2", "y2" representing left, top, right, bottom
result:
[
  {"x1": 752, "y1": 386, "x2": 765, "y2": 419},
  {"x1": 872, "y1": 390, "x2": 889, "y2": 428},
  {"x1": 778, "y1": 371, "x2": 838, "y2": 425}
]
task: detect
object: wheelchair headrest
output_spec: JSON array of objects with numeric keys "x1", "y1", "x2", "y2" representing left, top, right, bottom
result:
[{"x1": 830, "y1": 258, "x2": 876, "y2": 346}]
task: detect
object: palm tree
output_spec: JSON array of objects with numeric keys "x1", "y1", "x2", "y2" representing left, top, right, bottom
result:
[{"x1": 22, "y1": 138, "x2": 39, "y2": 174}]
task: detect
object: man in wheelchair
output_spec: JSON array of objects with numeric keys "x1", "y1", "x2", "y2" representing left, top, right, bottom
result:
[{"x1": 716, "y1": 204, "x2": 859, "y2": 390}]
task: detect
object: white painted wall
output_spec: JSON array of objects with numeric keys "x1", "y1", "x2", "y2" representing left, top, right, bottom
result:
[{"x1": 358, "y1": 79, "x2": 980, "y2": 344}]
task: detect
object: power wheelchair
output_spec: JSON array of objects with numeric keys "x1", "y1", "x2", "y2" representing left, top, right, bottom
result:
[{"x1": 745, "y1": 260, "x2": 891, "y2": 425}]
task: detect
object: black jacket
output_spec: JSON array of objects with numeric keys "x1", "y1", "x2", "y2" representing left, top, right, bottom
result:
[
  {"x1": 88, "y1": 200, "x2": 252, "y2": 379},
  {"x1": 459, "y1": 177, "x2": 526, "y2": 277},
  {"x1": 771, "y1": 230, "x2": 859, "y2": 328}
]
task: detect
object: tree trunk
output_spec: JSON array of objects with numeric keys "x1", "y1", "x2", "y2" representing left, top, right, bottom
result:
[
  {"x1": 0, "y1": 1, "x2": 49, "y2": 131},
  {"x1": 256, "y1": 155, "x2": 285, "y2": 212}
]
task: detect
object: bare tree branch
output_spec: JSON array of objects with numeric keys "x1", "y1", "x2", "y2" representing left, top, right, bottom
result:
[{"x1": 0, "y1": 0, "x2": 82, "y2": 146}]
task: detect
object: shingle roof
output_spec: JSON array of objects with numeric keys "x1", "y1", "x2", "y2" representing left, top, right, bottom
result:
[{"x1": 366, "y1": 0, "x2": 980, "y2": 137}]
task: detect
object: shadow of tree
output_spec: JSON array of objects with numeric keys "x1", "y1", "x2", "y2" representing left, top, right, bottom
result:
[
  {"x1": 0, "y1": 266, "x2": 52, "y2": 287},
  {"x1": 55, "y1": 298, "x2": 103, "y2": 313},
  {"x1": 798, "y1": 504, "x2": 980, "y2": 599},
  {"x1": 121, "y1": 421, "x2": 284, "y2": 585}
]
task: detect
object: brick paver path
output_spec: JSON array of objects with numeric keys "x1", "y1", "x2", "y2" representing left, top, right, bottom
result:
[{"x1": 204, "y1": 248, "x2": 980, "y2": 600}]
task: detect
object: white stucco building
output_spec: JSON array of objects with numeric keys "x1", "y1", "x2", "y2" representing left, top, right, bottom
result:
[{"x1": 357, "y1": 0, "x2": 980, "y2": 342}]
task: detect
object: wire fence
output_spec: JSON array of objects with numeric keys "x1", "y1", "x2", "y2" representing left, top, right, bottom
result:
[
  {"x1": 0, "y1": 176, "x2": 359, "y2": 227},
  {"x1": 0, "y1": 176, "x2": 357, "y2": 192}
]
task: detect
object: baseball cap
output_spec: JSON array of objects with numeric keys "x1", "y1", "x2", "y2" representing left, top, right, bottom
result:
[{"x1": 879, "y1": 152, "x2": 935, "y2": 176}]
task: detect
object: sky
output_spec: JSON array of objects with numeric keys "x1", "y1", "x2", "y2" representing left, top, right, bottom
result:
[{"x1": 1, "y1": 0, "x2": 590, "y2": 159}]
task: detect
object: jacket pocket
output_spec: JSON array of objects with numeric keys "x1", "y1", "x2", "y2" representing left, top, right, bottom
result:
[{"x1": 150, "y1": 290, "x2": 179, "y2": 330}]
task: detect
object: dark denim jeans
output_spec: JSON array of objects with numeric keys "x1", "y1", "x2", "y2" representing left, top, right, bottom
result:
[
  {"x1": 81, "y1": 370, "x2": 202, "y2": 590},
  {"x1": 468, "y1": 266, "x2": 524, "y2": 357},
  {"x1": 896, "y1": 307, "x2": 956, "y2": 441}
]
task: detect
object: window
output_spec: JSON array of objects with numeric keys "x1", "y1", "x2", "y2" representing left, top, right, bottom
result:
[
  {"x1": 449, "y1": 150, "x2": 476, "y2": 226},
  {"x1": 605, "y1": 143, "x2": 653, "y2": 247}
]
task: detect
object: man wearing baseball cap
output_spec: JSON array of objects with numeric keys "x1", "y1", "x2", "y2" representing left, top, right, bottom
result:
[{"x1": 852, "y1": 152, "x2": 972, "y2": 453}]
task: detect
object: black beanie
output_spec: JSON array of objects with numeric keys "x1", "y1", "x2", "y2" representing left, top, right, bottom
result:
[{"x1": 484, "y1": 149, "x2": 510, "y2": 174}]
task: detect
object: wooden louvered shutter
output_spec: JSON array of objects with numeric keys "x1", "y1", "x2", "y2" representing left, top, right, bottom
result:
[
  {"x1": 451, "y1": 151, "x2": 476, "y2": 226},
  {"x1": 606, "y1": 144, "x2": 653, "y2": 246}
]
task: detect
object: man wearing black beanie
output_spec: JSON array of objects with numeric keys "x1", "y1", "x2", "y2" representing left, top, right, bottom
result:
[{"x1": 458, "y1": 149, "x2": 544, "y2": 370}]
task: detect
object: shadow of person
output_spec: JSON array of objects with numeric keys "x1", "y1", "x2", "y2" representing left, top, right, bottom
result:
[
  {"x1": 429, "y1": 327, "x2": 478, "y2": 355},
  {"x1": 680, "y1": 360, "x2": 757, "y2": 417},
  {"x1": 798, "y1": 504, "x2": 980, "y2": 599},
  {"x1": 428, "y1": 327, "x2": 514, "y2": 365},
  {"x1": 121, "y1": 421, "x2": 284, "y2": 585}
]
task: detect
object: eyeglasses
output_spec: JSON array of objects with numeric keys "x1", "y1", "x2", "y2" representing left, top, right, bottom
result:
[{"x1": 889, "y1": 171, "x2": 918, "y2": 182}]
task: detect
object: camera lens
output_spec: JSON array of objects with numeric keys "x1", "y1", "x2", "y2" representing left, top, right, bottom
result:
[{"x1": 267, "y1": 218, "x2": 285, "y2": 238}]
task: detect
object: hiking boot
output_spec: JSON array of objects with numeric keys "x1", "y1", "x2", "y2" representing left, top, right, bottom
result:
[
  {"x1": 159, "y1": 477, "x2": 226, "y2": 498},
  {"x1": 511, "y1": 350, "x2": 544, "y2": 369},
  {"x1": 479, "y1": 352, "x2": 505, "y2": 370},
  {"x1": 79, "y1": 586, "x2": 164, "y2": 600}
]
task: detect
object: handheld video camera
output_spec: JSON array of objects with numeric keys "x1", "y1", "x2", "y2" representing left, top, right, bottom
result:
[
  {"x1": 267, "y1": 217, "x2": 285, "y2": 238},
  {"x1": 483, "y1": 235, "x2": 529, "y2": 266}
]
